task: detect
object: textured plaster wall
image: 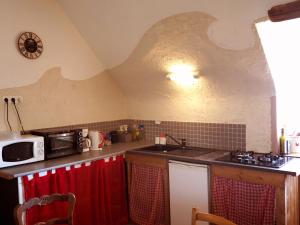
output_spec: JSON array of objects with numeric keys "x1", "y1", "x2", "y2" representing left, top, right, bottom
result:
[
  {"x1": 58, "y1": 0, "x2": 291, "y2": 68},
  {"x1": 58, "y1": 0, "x2": 285, "y2": 152},
  {"x1": 110, "y1": 13, "x2": 275, "y2": 152},
  {"x1": 0, "y1": 0, "x2": 105, "y2": 88},
  {"x1": 1, "y1": 1, "x2": 281, "y2": 152},
  {"x1": 0, "y1": 68, "x2": 127, "y2": 131},
  {"x1": 0, "y1": 0, "x2": 127, "y2": 131}
]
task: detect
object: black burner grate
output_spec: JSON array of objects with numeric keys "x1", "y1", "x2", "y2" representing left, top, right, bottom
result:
[{"x1": 217, "y1": 151, "x2": 293, "y2": 168}]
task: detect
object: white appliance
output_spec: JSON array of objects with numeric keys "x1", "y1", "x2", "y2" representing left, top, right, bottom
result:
[
  {"x1": 88, "y1": 130, "x2": 104, "y2": 150},
  {"x1": 82, "y1": 128, "x2": 91, "y2": 152},
  {"x1": 0, "y1": 134, "x2": 44, "y2": 168},
  {"x1": 169, "y1": 160, "x2": 209, "y2": 225}
]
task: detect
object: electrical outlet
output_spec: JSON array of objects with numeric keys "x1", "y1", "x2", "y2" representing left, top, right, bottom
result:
[
  {"x1": 155, "y1": 120, "x2": 161, "y2": 125},
  {"x1": 2, "y1": 96, "x2": 23, "y2": 104}
]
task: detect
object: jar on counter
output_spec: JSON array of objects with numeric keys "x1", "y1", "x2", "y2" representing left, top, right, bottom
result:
[
  {"x1": 289, "y1": 136, "x2": 300, "y2": 153},
  {"x1": 137, "y1": 124, "x2": 145, "y2": 141},
  {"x1": 159, "y1": 133, "x2": 167, "y2": 145}
]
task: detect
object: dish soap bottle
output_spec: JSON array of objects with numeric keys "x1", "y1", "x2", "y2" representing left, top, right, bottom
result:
[
  {"x1": 279, "y1": 128, "x2": 286, "y2": 155},
  {"x1": 159, "y1": 133, "x2": 167, "y2": 145}
]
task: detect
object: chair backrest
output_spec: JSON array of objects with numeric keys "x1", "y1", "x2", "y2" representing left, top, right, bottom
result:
[
  {"x1": 14, "y1": 193, "x2": 76, "y2": 225},
  {"x1": 191, "y1": 208, "x2": 237, "y2": 225}
]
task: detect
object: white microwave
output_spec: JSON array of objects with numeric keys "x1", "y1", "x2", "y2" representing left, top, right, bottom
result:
[{"x1": 0, "y1": 134, "x2": 44, "y2": 168}]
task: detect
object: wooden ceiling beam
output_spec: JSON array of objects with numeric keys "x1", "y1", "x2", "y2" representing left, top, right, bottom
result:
[{"x1": 268, "y1": 0, "x2": 300, "y2": 22}]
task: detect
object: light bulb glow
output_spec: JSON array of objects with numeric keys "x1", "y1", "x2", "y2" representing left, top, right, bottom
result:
[
  {"x1": 167, "y1": 64, "x2": 199, "y2": 86},
  {"x1": 169, "y1": 64, "x2": 194, "y2": 74}
]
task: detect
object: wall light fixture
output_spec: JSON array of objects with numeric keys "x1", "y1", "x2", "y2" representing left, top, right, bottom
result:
[{"x1": 166, "y1": 64, "x2": 199, "y2": 86}]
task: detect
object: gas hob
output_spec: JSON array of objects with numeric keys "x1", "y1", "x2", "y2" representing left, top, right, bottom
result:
[{"x1": 216, "y1": 150, "x2": 293, "y2": 168}]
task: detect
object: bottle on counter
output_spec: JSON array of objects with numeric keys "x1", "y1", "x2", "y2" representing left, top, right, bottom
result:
[
  {"x1": 159, "y1": 133, "x2": 167, "y2": 145},
  {"x1": 138, "y1": 124, "x2": 145, "y2": 141},
  {"x1": 155, "y1": 136, "x2": 160, "y2": 145},
  {"x1": 131, "y1": 122, "x2": 139, "y2": 141},
  {"x1": 279, "y1": 128, "x2": 287, "y2": 155}
]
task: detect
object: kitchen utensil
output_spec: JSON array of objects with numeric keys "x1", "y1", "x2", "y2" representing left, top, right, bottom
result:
[
  {"x1": 290, "y1": 136, "x2": 300, "y2": 153},
  {"x1": 82, "y1": 138, "x2": 91, "y2": 152},
  {"x1": 82, "y1": 128, "x2": 89, "y2": 137},
  {"x1": 109, "y1": 130, "x2": 119, "y2": 143},
  {"x1": 117, "y1": 132, "x2": 132, "y2": 143},
  {"x1": 89, "y1": 130, "x2": 105, "y2": 150}
]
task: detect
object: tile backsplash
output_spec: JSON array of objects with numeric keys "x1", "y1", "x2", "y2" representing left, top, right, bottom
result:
[
  {"x1": 30, "y1": 119, "x2": 131, "y2": 134},
  {"x1": 31, "y1": 119, "x2": 246, "y2": 151},
  {"x1": 135, "y1": 120, "x2": 246, "y2": 151}
]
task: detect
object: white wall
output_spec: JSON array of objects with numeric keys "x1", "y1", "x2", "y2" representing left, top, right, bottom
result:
[
  {"x1": 0, "y1": 0, "x2": 128, "y2": 131},
  {"x1": 0, "y1": 0, "x2": 105, "y2": 89},
  {"x1": 0, "y1": 0, "x2": 286, "y2": 151},
  {"x1": 57, "y1": 0, "x2": 290, "y2": 152},
  {"x1": 109, "y1": 12, "x2": 275, "y2": 152},
  {"x1": 58, "y1": 0, "x2": 291, "y2": 68}
]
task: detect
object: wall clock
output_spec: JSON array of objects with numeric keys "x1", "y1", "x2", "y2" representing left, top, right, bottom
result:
[{"x1": 17, "y1": 32, "x2": 43, "y2": 59}]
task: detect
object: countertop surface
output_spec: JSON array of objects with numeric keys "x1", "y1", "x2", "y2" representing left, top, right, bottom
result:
[
  {"x1": 1, "y1": 142, "x2": 300, "y2": 180},
  {"x1": 127, "y1": 146, "x2": 300, "y2": 176},
  {"x1": 0, "y1": 141, "x2": 153, "y2": 180},
  {"x1": 287, "y1": 152, "x2": 300, "y2": 158}
]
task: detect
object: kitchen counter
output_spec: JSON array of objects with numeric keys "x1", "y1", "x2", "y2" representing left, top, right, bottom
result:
[
  {"x1": 287, "y1": 152, "x2": 300, "y2": 158},
  {"x1": 128, "y1": 147, "x2": 300, "y2": 176},
  {"x1": 0, "y1": 141, "x2": 153, "y2": 180},
  {"x1": 1, "y1": 141, "x2": 300, "y2": 180}
]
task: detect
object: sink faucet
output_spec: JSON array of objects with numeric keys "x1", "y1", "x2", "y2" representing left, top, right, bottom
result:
[{"x1": 166, "y1": 134, "x2": 187, "y2": 148}]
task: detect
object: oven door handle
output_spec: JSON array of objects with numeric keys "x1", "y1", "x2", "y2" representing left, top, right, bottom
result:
[{"x1": 48, "y1": 132, "x2": 74, "y2": 138}]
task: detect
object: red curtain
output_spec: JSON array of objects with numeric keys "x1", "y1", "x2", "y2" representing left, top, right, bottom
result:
[
  {"x1": 212, "y1": 176, "x2": 276, "y2": 225},
  {"x1": 22, "y1": 155, "x2": 128, "y2": 225},
  {"x1": 23, "y1": 171, "x2": 68, "y2": 224},
  {"x1": 129, "y1": 163, "x2": 165, "y2": 225}
]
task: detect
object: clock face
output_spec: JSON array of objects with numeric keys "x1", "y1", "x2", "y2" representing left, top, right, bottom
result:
[{"x1": 17, "y1": 32, "x2": 43, "y2": 59}]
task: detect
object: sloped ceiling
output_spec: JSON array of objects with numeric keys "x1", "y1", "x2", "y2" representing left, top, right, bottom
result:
[
  {"x1": 57, "y1": 0, "x2": 291, "y2": 151},
  {"x1": 58, "y1": 0, "x2": 290, "y2": 69}
]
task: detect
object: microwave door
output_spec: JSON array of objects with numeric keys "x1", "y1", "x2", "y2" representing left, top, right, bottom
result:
[
  {"x1": 2, "y1": 142, "x2": 34, "y2": 162},
  {"x1": 49, "y1": 133, "x2": 74, "y2": 151}
]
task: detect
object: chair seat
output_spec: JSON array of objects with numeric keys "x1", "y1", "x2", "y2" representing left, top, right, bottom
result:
[{"x1": 191, "y1": 208, "x2": 236, "y2": 225}]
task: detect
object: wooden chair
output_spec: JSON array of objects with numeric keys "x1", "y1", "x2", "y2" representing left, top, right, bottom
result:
[
  {"x1": 191, "y1": 208, "x2": 236, "y2": 225},
  {"x1": 14, "y1": 193, "x2": 76, "y2": 225}
]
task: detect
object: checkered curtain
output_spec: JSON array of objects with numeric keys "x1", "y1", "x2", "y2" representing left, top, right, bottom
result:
[
  {"x1": 129, "y1": 163, "x2": 165, "y2": 225},
  {"x1": 212, "y1": 176, "x2": 276, "y2": 225}
]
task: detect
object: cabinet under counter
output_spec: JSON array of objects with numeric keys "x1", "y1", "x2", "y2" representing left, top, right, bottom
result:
[
  {"x1": 126, "y1": 148, "x2": 300, "y2": 225},
  {"x1": 211, "y1": 164, "x2": 299, "y2": 225},
  {"x1": 126, "y1": 152, "x2": 170, "y2": 225}
]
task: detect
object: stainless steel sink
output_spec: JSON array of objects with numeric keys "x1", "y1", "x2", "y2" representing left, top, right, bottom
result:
[
  {"x1": 139, "y1": 145, "x2": 179, "y2": 153},
  {"x1": 139, "y1": 145, "x2": 213, "y2": 157},
  {"x1": 166, "y1": 148, "x2": 213, "y2": 157}
]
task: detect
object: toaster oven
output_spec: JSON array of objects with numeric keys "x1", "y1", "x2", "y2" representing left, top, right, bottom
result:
[{"x1": 31, "y1": 129, "x2": 83, "y2": 160}]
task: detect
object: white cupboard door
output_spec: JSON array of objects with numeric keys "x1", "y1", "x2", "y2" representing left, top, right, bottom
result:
[{"x1": 169, "y1": 161, "x2": 209, "y2": 225}]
